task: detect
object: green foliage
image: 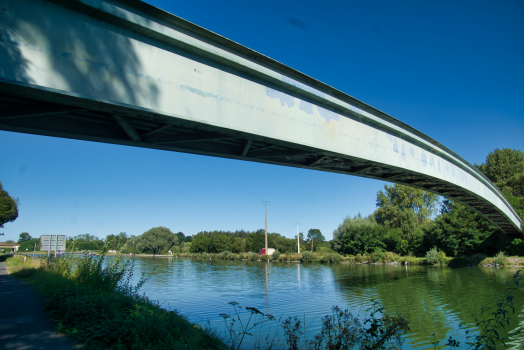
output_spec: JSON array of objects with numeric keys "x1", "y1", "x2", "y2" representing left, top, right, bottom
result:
[
  {"x1": 307, "y1": 228, "x2": 325, "y2": 252},
  {"x1": 494, "y1": 251, "x2": 508, "y2": 266},
  {"x1": 69, "y1": 234, "x2": 104, "y2": 251},
  {"x1": 249, "y1": 253, "x2": 259, "y2": 261},
  {"x1": 209, "y1": 235, "x2": 232, "y2": 253},
  {"x1": 0, "y1": 181, "x2": 19, "y2": 228},
  {"x1": 375, "y1": 184, "x2": 439, "y2": 254},
  {"x1": 104, "y1": 232, "x2": 129, "y2": 252},
  {"x1": 18, "y1": 237, "x2": 40, "y2": 252},
  {"x1": 425, "y1": 247, "x2": 447, "y2": 265},
  {"x1": 219, "y1": 302, "x2": 275, "y2": 350},
  {"x1": 272, "y1": 250, "x2": 281, "y2": 260},
  {"x1": 12, "y1": 254, "x2": 224, "y2": 350},
  {"x1": 508, "y1": 239, "x2": 524, "y2": 256},
  {"x1": 190, "y1": 234, "x2": 209, "y2": 253},
  {"x1": 422, "y1": 200, "x2": 498, "y2": 257},
  {"x1": 476, "y1": 148, "x2": 524, "y2": 198},
  {"x1": 17, "y1": 232, "x2": 31, "y2": 242},
  {"x1": 135, "y1": 227, "x2": 177, "y2": 255},
  {"x1": 301, "y1": 251, "x2": 314, "y2": 263}
]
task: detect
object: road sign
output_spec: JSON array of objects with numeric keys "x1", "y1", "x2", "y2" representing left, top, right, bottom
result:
[{"x1": 40, "y1": 235, "x2": 66, "y2": 251}]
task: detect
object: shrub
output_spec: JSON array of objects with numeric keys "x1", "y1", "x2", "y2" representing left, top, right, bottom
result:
[
  {"x1": 272, "y1": 250, "x2": 281, "y2": 260},
  {"x1": 301, "y1": 251, "x2": 313, "y2": 263},
  {"x1": 327, "y1": 252, "x2": 342, "y2": 263},
  {"x1": 425, "y1": 247, "x2": 446, "y2": 265},
  {"x1": 383, "y1": 252, "x2": 397, "y2": 263},
  {"x1": 260, "y1": 254, "x2": 270, "y2": 261},
  {"x1": 355, "y1": 253, "x2": 365, "y2": 263},
  {"x1": 494, "y1": 251, "x2": 508, "y2": 266},
  {"x1": 219, "y1": 250, "x2": 231, "y2": 259},
  {"x1": 369, "y1": 249, "x2": 384, "y2": 263},
  {"x1": 250, "y1": 253, "x2": 259, "y2": 261}
]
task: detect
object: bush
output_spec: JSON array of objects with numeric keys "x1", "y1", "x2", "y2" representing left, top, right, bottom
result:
[
  {"x1": 327, "y1": 252, "x2": 343, "y2": 263},
  {"x1": 250, "y1": 253, "x2": 259, "y2": 261},
  {"x1": 494, "y1": 251, "x2": 508, "y2": 266},
  {"x1": 301, "y1": 251, "x2": 313, "y2": 263},
  {"x1": 271, "y1": 250, "x2": 281, "y2": 260},
  {"x1": 219, "y1": 250, "x2": 231, "y2": 259},
  {"x1": 260, "y1": 254, "x2": 270, "y2": 261},
  {"x1": 383, "y1": 252, "x2": 397, "y2": 263},
  {"x1": 355, "y1": 253, "x2": 366, "y2": 263},
  {"x1": 425, "y1": 247, "x2": 447, "y2": 265},
  {"x1": 369, "y1": 249, "x2": 384, "y2": 263}
]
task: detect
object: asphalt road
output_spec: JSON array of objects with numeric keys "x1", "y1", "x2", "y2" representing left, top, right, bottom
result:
[{"x1": 0, "y1": 262, "x2": 79, "y2": 350}]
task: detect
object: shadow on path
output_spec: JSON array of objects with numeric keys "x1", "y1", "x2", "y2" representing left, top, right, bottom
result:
[{"x1": 0, "y1": 262, "x2": 79, "y2": 350}]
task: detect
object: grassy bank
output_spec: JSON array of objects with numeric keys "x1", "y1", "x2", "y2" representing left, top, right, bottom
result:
[
  {"x1": 173, "y1": 250, "x2": 524, "y2": 267},
  {"x1": 3, "y1": 253, "x2": 224, "y2": 350}
]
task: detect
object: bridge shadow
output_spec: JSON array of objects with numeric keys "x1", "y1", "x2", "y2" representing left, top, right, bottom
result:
[{"x1": 0, "y1": 0, "x2": 159, "y2": 109}]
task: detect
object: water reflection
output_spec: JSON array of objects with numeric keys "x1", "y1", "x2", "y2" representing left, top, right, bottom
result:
[{"x1": 105, "y1": 256, "x2": 523, "y2": 349}]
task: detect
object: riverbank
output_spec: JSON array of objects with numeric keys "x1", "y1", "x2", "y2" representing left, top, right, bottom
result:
[
  {"x1": 2, "y1": 254, "x2": 225, "y2": 350},
  {"x1": 37, "y1": 250, "x2": 524, "y2": 267},
  {"x1": 169, "y1": 251, "x2": 524, "y2": 267}
]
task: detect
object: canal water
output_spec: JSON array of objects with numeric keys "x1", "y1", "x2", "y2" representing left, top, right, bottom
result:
[{"x1": 114, "y1": 256, "x2": 524, "y2": 349}]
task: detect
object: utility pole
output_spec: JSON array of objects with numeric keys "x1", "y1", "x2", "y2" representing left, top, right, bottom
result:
[
  {"x1": 263, "y1": 201, "x2": 269, "y2": 255},
  {"x1": 296, "y1": 223, "x2": 300, "y2": 254}
]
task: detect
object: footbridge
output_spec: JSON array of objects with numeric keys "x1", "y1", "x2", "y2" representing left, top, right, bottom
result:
[{"x1": 0, "y1": 0, "x2": 521, "y2": 234}]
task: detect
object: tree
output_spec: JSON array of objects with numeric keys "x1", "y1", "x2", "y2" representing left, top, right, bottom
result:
[
  {"x1": 375, "y1": 184, "x2": 439, "y2": 253},
  {"x1": 422, "y1": 199, "x2": 498, "y2": 256},
  {"x1": 476, "y1": 148, "x2": 524, "y2": 197},
  {"x1": 18, "y1": 232, "x2": 32, "y2": 243},
  {"x1": 190, "y1": 234, "x2": 210, "y2": 253},
  {"x1": 307, "y1": 229, "x2": 325, "y2": 252},
  {"x1": 476, "y1": 148, "x2": 524, "y2": 219},
  {"x1": 0, "y1": 182, "x2": 19, "y2": 228},
  {"x1": 136, "y1": 226, "x2": 176, "y2": 255},
  {"x1": 209, "y1": 234, "x2": 232, "y2": 253},
  {"x1": 176, "y1": 232, "x2": 185, "y2": 245}
]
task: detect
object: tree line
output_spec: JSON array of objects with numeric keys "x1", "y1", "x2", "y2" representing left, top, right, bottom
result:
[{"x1": 332, "y1": 148, "x2": 524, "y2": 258}]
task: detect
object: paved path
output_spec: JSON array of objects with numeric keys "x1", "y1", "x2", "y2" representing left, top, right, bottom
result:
[{"x1": 0, "y1": 262, "x2": 79, "y2": 350}]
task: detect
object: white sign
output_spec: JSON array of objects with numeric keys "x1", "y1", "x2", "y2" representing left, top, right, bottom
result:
[{"x1": 40, "y1": 235, "x2": 67, "y2": 251}]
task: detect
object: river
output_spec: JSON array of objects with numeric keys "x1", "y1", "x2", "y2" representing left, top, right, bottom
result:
[{"x1": 112, "y1": 256, "x2": 523, "y2": 349}]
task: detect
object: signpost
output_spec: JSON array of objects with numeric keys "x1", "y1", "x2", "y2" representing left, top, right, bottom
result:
[{"x1": 40, "y1": 235, "x2": 66, "y2": 269}]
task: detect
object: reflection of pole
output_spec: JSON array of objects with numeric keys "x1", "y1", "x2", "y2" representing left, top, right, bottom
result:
[
  {"x1": 296, "y1": 223, "x2": 300, "y2": 254},
  {"x1": 297, "y1": 263, "x2": 301, "y2": 289},
  {"x1": 265, "y1": 261, "x2": 268, "y2": 305}
]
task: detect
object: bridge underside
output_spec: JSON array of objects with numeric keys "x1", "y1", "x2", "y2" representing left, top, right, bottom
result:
[{"x1": 1, "y1": 82, "x2": 518, "y2": 235}]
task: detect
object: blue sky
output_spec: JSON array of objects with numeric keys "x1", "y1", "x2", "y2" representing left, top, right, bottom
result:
[{"x1": 1, "y1": 0, "x2": 523, "y2": 243}]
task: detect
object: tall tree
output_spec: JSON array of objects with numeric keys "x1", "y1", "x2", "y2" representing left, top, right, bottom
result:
[
  {"x1": 375, "y1": 184, "x2": 439, "y2": 253},
  {"x1": 307, "y1": 229, "x2": 325, "y2": 252},
  {"x1": 476, "y1": 148, "x2": 524, "y2": 219},
  {"x1": 18, "y1": 232, "x2": 32, "y2": 243},
  {"x1": 136, "y1": 226, "x2": 176, "y2": 255},
  {"x1": 0, "y1": 182, "x2": 18, "y2": 228}
]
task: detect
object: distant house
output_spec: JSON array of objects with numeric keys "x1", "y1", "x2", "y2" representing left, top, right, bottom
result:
[{"x1": 0, "y1": 243, "x2": 21, "y2": 252}]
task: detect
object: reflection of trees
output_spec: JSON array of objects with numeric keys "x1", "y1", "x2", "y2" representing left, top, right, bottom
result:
[
  {"x1": 333, "y1": 265, "x2": 524, "y2": 347},
  {"x1": 0, "y1": 0, "x2": 159, "y2": 114}
]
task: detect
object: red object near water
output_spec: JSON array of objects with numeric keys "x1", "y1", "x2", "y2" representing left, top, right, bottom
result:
[{"x1": 258, "y1": 248, "x2": 266, "y2": 255}]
